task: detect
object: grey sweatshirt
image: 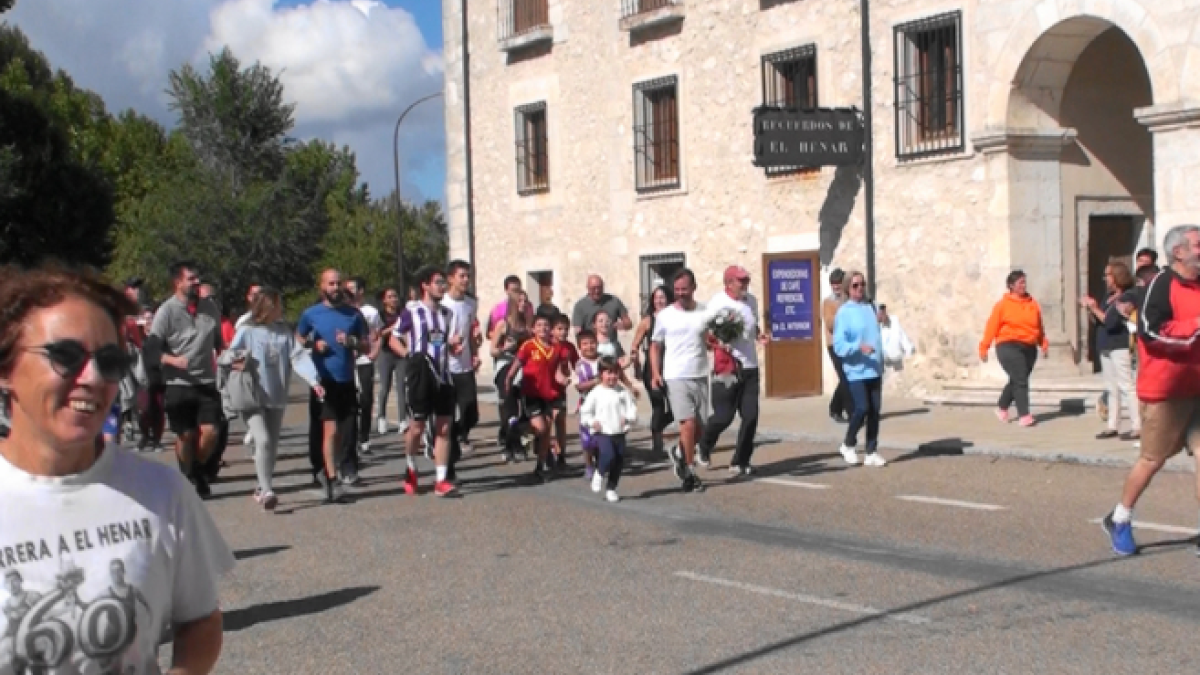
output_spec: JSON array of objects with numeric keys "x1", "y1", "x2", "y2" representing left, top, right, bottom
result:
[{"x1": 149, "y1": 296, "x2": 223, "y2": 386}]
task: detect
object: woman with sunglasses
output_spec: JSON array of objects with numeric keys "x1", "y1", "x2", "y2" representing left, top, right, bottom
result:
[
  {"x1": 979, "y1": 270, "x2": 1050, "y2": 427},
  {"x1": 0, "y1": 266, "x2": 234, "y2": 674},
  {"x1": 832, "y1": 271, "x2": 888, "y2": 467}
]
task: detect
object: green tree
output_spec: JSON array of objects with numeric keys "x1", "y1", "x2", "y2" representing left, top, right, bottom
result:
[{"x1": 0, "y1": 25, "x2": 115, "y2": 267}]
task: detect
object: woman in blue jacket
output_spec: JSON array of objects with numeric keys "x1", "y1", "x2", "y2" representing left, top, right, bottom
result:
[{"x1": 832, "y1": 271, "x2": 887, "y2": 467}]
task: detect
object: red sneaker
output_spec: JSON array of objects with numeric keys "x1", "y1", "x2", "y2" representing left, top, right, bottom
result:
[
  {"x1": 434, "y1": 480, "x2": 458, "y2": 498},
  {"x1": 404, "y1": 467, "x2": 419, "y2": 495}
]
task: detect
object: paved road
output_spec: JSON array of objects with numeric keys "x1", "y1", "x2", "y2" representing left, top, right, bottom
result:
[{"x1": 166, "y1": 407, "x2": 1200, "y2": 674}]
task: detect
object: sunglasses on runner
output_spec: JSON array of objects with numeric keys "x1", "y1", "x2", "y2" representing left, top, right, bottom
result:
[{"x1": 23, "y1": 340, "x2": 130, "y2": 382}]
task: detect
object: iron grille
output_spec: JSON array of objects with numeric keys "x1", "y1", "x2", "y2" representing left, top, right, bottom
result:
[
  {"x1": 894, "y1": 11, "x2": 964, "y2": 160},
  {"x1": 633, "y1": 76, "x2": 681, "y2": 192},
  {"x1": 498, "y1": 0, "x2": 549, "y2": 42},
  {"x1": 514, "y1": 102, "x2": 549, "y2": 194},
  {"x1": 761, "y1": 44, "x2": 819, "y2": 176},
  {"x1": 639, "y1": 253, "x2": 686, "y2": 313},
  {"x1": 620, "y1": 0, "x2": 677, "y2": 19}
]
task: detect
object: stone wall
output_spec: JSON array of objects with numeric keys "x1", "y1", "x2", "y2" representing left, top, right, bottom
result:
[{"x1": 442, "y1": 0, "x2": 1200, "y2": 394}]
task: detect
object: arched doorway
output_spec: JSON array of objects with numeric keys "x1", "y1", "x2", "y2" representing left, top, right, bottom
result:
[{"x1": 1005, "y1": 17, "x2": 1154, "y2": 373}]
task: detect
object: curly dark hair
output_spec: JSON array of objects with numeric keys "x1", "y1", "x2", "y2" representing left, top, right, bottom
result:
[{"x1": 0, "y1": 265, "x2": 136, "y2": 377}]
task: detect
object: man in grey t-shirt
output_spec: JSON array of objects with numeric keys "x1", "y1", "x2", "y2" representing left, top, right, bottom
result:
[
  {"x1": 571, "y1": 275, "x2": 632, "y2": 355},
  {"x1": 146, "y1": 261, "x2": 224, "y2": 498}
]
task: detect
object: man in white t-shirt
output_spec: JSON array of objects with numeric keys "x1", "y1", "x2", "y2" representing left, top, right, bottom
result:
[
  {"x1": 650, "y1": 268, "x2": 709, "y2": 493},
  {"x1": 345, "y1": 277, "x2": 383, "y2": 471},
  {"x1": 698, "y1": 265, "x2": 770, "y2": 475},
  {"x1": 441, "y1": 260, "x2": 482, "y2": 479}
]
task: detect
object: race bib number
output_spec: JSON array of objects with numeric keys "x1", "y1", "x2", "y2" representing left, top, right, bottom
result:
[{"x1": 429, "y1": 329, "x2": 446, "y2": 347}]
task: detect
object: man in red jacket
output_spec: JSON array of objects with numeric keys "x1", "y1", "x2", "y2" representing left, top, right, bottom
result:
[{"x1": 1103, "y1": 224, "x2": 1200, "y2": 556}]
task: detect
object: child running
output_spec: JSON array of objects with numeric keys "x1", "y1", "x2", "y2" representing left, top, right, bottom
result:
[
  {"x1": 575, "y1": 329, "x2": 602, "y2": 480},
  {"x1": 506, "y1": 308, "x2": 572, "y2": 483},
  {"x1": 579, "y1": 356, "x2": 639, "y2": 503},
  {"x1": 550, "y1": 314, "x2": 579, "y2": 469}
]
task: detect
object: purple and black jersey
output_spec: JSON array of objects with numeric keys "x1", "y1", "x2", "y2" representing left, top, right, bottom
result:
[{"x1": 394, "y1": 302, "x2": 458, "y2": 384}]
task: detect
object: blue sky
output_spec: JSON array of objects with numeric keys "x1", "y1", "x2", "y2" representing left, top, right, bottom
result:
[{"x1": 9, "y1": 0, "x2": 448, "y2": 205}]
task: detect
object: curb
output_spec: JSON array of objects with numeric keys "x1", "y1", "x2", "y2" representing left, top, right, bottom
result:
[{"x1": 753, "y1": 426, "x2": 1195, "y2": 474}]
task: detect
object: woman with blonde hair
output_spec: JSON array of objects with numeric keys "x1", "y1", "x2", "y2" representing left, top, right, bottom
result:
[
  {"x1": 226, "y1": 287, "x2": 323, "y2": 510},
  {"x1": 1081, "y1": 260, "x2": 1140, "y2": 440}
]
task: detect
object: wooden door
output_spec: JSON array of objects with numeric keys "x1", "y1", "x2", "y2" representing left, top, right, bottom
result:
[
  {"x1": 763, "y1": 251, "x2": 823, "y2": 398},
  {"x1": 1084, "y1": 216, "x2": 1138, "y2": 369}
]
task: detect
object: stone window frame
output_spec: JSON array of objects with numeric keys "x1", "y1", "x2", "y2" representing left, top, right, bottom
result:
[
  {"x1": 498, "y1": 0, "x2": 550, "y2": 41},
  {"x1": 514, "y1": 101, "x2": 550, "y2": 195},
  {"x1": 761, "y1": 44, "x2": 820, "y2": 177},
  {"x1": 632, "y1": 75, "x2": 682, "y2": 193},
  {"x1": 639, "y1": 252, "x2": 687, "y2": 310},
  {"x1": 893, "y1": 10, "x2": 965, "y2": 160}
]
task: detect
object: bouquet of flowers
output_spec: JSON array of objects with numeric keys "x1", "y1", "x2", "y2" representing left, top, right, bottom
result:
[
  {"x1": 707, "y1": 308, "x2": 745, "y2": 345},
  {"x1": 707, "y1": 308, "x2": 745, "y2": 380}
]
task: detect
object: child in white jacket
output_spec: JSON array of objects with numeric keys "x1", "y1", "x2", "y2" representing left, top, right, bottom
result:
[{"x1": 579, "y1": 357, "x2": 639, "y2": 503}]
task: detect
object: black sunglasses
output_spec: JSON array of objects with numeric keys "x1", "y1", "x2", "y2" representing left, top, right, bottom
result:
[
  {"x1": 850, "y1": 282, "x2": 864, "y2": 289},
  {"x1": 24, "y1": 340, "x2": 130, "y2": 382}
]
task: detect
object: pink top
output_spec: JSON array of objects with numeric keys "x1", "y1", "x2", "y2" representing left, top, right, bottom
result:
[{"x1": 489, "y1": 300, "x2": 533, "y2": 331}]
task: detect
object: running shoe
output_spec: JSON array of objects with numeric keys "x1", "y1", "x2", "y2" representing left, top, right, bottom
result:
[
  {"x1": 377, "y1": 417, "x2": 389, "y2": 435},
  {"x1": 696, "y1": 445, "x2": 711, "y2": 468},
  {"x1": 342, "y1": 473, "x2": 361, "y2": 487},
  {"x1": 605, "y1": 490, "x2": 620, "y2": 503},
  {"x1": 839, "y1": 444, "x2": 860, "y2": 466},
  {"x1": 360, "y1": 442, "x2": 373, "y2": 457},
  {"x1": 863, "y1": 453, "x2": 888, "y2": 468},
  {"x1": 261, "y1": 491, "x2": 278, "y2": 511},
  {"x1": 668, "y1": 444, "x2": 686, "y2": 480},
  {"x1": 434, "y1": 480, "x2": 458, "y2": 497},
  {"x1": 591, "y1": 470, "x2": 603, "y2": 493},
  {"x1": 728, "y1": 465, "x2": 743, "y2": 476},
  {"x1": 1102, "y1": 511, "x2": 1137, "y2": 556},
  {"x1": 403, "y1": 467, "x2": 419, "y2": 496}
]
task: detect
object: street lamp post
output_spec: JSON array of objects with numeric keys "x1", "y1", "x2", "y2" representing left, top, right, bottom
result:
[{"x1": 393, "y1": 91, "x2": 444, "y2": 291}]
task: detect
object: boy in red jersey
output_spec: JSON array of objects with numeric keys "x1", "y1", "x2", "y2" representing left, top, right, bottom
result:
[
  {"x1": 506, "y1": 308, "x2": 572, "y2": 483},
  {"x1": 550, "y1": 314, "x2": 579, "y2": 469}
]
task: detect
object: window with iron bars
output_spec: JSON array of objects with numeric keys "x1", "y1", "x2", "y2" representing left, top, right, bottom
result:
[
  {"x1": 894, "y1": 11, "x2": 964, "y2": 160},
  {"x1": 761, "y1": 45, "x2": 818, "y2": 176},
  {"x1": 498, "y1": 0, "x2": 550, "y2": 41},
  {"x1": 632, "y1": 76, "x2": 680, "y2": 192},
  {"x1": 639, "y1": 253, "x2": 686, "y2": 312},
  {"x1": 620, "y1": 0, "x2": 676, "y2": 19},
  {"x1": 514, "y1": 102, "x2": 549, "y2": 194}
]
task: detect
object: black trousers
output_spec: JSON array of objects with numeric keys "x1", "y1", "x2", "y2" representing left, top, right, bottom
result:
[
  {"x1": 997, "y1": 342, "x2": 1038, "y2": 417},
  {"x1": 449, "y1": 372, "x2": 479, "y2": 476},
  {"x1": 827, "y1": 346, "x2": 855, "y2": 417},
  {"x1": 700, "y1": 368, "x2": 761, "y2": 468},
  {"x1": 356, "y1": 362, "x2": 375, "y2": 445}
]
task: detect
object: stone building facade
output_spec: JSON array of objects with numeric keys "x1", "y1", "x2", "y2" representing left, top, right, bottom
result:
[{"x1": 442, "y1": 0, "x2": 1200, "y2": 396}]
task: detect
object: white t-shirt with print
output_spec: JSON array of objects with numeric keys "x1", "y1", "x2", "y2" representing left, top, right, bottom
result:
[
  {"x1": 440, "y1": 294, "x2": 478, "y2": 375},
  {"x1": 0, "y1": 445, "x2": 234, "y2": 675},
  {"x1": 651, "y1": 302, "x2": 710, "y2": 380},
  {"x1": 706, "y1": 290, "x2": 761, "y2": 369},
  {"x1": 355, "y1": 304, "x2": 383, "y2": 366}
]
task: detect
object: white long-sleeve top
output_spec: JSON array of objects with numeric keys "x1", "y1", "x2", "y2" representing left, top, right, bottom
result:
[{"x1": 579, "y1": 384, "x2": 639, "y2": 435}]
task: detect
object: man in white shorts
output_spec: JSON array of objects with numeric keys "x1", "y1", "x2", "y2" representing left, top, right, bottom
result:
[{"x1": 650, "y1": 268, "x2": 709, "y2": 493}]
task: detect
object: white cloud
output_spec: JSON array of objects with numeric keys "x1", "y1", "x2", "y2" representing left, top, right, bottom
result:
[{"x1": 5, "y1": 0, "x2": 445, "y2": 201}]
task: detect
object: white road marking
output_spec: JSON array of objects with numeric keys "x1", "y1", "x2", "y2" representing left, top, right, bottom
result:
[
  {"x1": 675, "y1": 571, "x2": 929, "y2": 625},
  {"x1": 1089, "y1": 518, "x2": 1197, "y2": 536},
  {"x1": 895, "y1": 495, "x2": 1007, "y2": 511},
  {"x1": 757, "y1": 477, "x2": 830, "y2": 490}
]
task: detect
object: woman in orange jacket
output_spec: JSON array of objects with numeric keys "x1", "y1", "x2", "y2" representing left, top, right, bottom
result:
[{"x1": 979, "y1": 270, "x2": 1050, "y2": 427}]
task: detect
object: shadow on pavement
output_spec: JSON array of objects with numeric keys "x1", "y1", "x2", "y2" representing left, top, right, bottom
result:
[
  {"x1": 880, "y1": 407, "x2": 930, "y2": 421},
  {"x1": 889, "y1": 438, "x2": 975, "y2": 464},
  {"x1": 233, "y1": 545, "x2": 291, "y2": 561},
  {"x1": 680, "y1": 540, "x2": 1194, "y2": 674},
  {"x1": 223, "y1": 586, "x2": 380, "y2": 633}
]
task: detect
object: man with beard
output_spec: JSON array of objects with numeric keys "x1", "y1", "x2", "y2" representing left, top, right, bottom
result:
[
  {"x1": 297, "y1": 269, "x2": 368, "y2": 504},
  {"x1": 147, "y1": 261, "x2": 225, "y2": 497},
  {"x1": 1103, "y1": 225, "x2": 1200, "y2": 555},
  {"x1": 344, "y1": 276, "x2": 382, "y2": 472}
]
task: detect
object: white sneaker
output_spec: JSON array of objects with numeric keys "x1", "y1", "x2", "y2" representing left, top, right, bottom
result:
[
  {"x1": 398, "y1": 419, "x2": 410, "y2": 434},
  {"x1": 839, "y1": 444, "x2": 861, "y2": 465},
  {"x1": 591, "y1": 470, "x2": 603, "y2": 493},
  {"x1": 377, "y1": 417, "x2": 389, "y2": 435},
  {"x1": 863, "y1": 453, "x2": 888, "y2": 467},
  {"x1": 605, "y1": 490, "x2": 620, "y2": 503},
  {"x1": 243, "y1": 432, "x2": 254, "y2": 446}
]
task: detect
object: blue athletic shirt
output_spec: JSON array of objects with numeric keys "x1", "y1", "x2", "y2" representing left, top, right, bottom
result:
[{"x1": 296, "y1": 303, "x2": 367, "y2": 384}]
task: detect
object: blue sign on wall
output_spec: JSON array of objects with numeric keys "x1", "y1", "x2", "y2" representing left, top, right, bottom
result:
[{"x1": 767, "y1": 259, "x2": 815, "y2": 341}]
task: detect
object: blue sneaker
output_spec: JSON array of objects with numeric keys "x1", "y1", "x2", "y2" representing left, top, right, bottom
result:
[{"x1": 1102, "y1": 512, "x2": 1137, "y2": 556}]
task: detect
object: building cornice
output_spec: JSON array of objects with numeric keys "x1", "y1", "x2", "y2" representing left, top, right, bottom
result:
[
  {"x1": 970, "y1": 127, "x2": 1077, "y2": 160},
  {"x1": 1135, "y1": 101, "x2": 1200, "y2": 133}
]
